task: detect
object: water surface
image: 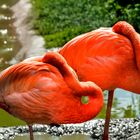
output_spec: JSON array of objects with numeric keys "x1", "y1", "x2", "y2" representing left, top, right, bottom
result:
[
  {"x1": 14, "y1": 133, "x2": 92, "y2": 140},
  {"x1": 97, "y1": 89, "x2": 140, "y2": 118},
  {"x1": 0, "y1": 0, "x2": 24, "y2": 126},
  {"x1": 0, "y1": 0, "x2": 21, "y2": 71}
]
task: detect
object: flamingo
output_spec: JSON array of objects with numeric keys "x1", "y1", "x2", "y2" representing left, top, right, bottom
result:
[
  {"x1": 59, "y1": 21, "x2": 140, "y2": 140},
  {"x1": 0, "y1": 52, "x2": 103, "y2": 140}
]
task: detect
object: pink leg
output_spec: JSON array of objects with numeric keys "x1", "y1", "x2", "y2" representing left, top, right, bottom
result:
[
  {"x1": 28, "y1": 125, "x2": 34, "y2": 140},
  {"x1": 103, "y1": 90, "x2": 114, "y2": 140}
]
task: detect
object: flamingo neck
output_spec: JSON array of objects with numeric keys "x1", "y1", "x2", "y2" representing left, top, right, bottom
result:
[
  {"x1": 42, "y1": 52, "x2": 104, "y2": 122},
  {"x1": 42, "y1": 52, "x2": 81, "y2": 91},
  {"x1": 113, "y1": 21, "x2": 140, "y2": 70}
]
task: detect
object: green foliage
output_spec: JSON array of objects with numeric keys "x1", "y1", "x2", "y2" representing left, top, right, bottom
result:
[
  {"x1": 31, "y1": 0, "x2": 112, "y2": 48},
  {"x1": 106, "y1": 0, "x2": 140, "y2": 32},
  {"x1": 0, "y1": 110, "x2": 25, "y2": 126},
  {"x1": 45, "y1": 26, "x2": 86, "y2": 48},
  {"x1": 31, "y1": 0, "x2": 140, "y2": 48}
]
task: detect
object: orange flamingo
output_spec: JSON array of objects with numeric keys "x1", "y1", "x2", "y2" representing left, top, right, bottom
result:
[
  {"x1": 0, "y1": 52, "x2": 103, "y2": 140},
  {"x1": 59, "y1": 21, "x2": 140, "y2": 140}
]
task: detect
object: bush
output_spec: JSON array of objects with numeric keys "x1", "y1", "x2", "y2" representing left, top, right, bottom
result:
[
  {"x1": 106, "y1": 0, "x2": 140, "y2": 32},
  {"x1": 31, "y1": 0, "x2": 140, "y2": 48}
]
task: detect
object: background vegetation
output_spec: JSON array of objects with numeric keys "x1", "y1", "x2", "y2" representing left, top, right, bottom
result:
[{"x1": 31, "y1": 0, "x2": 140, "y2": 49}]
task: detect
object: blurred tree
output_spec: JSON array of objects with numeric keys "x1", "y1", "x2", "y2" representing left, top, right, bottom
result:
[
  {"x1": 106, "y1": 0, "x2": 140, "y2": 32},
  {"x1": 115, "y1": 0, "x2": 140, "y2": 7}
]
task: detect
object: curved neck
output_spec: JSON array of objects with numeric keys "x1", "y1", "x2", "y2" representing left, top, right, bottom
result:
[
  {"x1": 42, "y1": 52, "x2": 103, "y2": 95},
  {"x1": 42, "y1": 52, "x2": 104, "y2": 120},
  {"x1": 42, "y1": 52, "x2": 83, "y2": 91},
  {"x1": 113, "y1": 21, "x2": 140, "y2": 70}
]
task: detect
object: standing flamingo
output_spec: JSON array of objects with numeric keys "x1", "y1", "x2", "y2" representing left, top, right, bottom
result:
[
  {"x1": 0, "y1": 52, "x2": 103, "y2": 140},
  {"x1": 59, "y1": 21, "x2": 140, "y2": 140}
]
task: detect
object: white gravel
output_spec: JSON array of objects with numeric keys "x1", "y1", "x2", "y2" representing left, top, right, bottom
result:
[{"x1": 0, "y1": 119, "x2": 140, "y2": 140}]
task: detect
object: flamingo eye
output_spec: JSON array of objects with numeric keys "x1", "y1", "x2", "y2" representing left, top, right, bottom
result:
[{"x1": 81, "y1": 96, "x2": 89, "y2": 104}]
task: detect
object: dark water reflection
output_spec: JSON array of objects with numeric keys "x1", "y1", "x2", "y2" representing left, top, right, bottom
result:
[
  {"x1": 14, "y1": 133, "x2": 92, "y2": 140},
  {"x1": 0, "y1": 0, "x2": 21, "y2": 71},
  {"x1": 0, "y1": 0, "x2": 25, "y2": 126}
]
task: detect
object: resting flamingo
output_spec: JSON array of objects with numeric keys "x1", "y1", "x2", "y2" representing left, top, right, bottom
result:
[
  {"x1": 59, "y1": 21, "x2": 140, "y2": 140},
  {"x1": 0, "y1": 52, "x2": 103, "y2": 140}
]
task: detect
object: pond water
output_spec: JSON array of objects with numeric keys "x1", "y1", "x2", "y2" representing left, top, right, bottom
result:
[
  {"x1": 0, "y1": 0, "x2": 25, "y2": 126},
  {"x1": 14, "y1": 133, "x2": 92, "y2": 140},
  {"x1": 0, "y1": 0, "x2": 140, "y2": 132},
  {"x1": 0, "y1": 0, "x2": 21, "y2": 71},
  {"x1": 98, "y1": 89, "x2": 140, "y2": 119}
]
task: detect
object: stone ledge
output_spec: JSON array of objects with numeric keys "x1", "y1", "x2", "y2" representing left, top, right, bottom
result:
[{"x1": 0, "y1": 118, "x2": 140, "y2": 140}]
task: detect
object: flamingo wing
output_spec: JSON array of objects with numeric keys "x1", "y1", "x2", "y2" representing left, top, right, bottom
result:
[
  {"x1": 0, "y1": 59, "x2": 67, "y2": 123},
  {"x1": 59, "y1": 28, "x2": 138, "y2": 90}
]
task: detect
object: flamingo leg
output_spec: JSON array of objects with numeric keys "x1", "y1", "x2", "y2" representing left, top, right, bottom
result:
[
  {"x1": 103, "y1": 90, "x2": 114, "y2": 140},
  {"x1": 28, "y1": 125, "x2": 34, "y2": 140}
]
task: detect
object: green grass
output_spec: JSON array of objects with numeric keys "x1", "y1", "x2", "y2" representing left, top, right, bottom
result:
[{"x1": 0, "y1": 110, "x2": 25, "y2": 126}]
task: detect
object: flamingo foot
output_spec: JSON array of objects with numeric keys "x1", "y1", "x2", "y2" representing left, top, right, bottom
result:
[
  {"x1": 103, "y1": 90, "x2": 114, "y2": 140},
  {"x1": 28, "y1": 125, "x2": 34, "y2": 140}
]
